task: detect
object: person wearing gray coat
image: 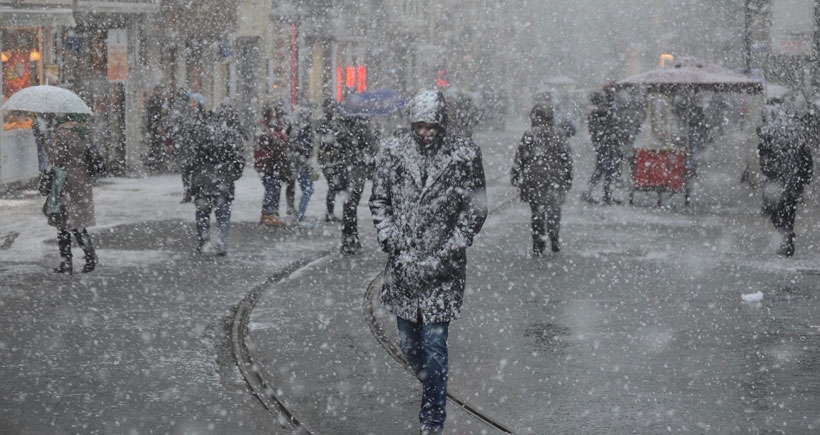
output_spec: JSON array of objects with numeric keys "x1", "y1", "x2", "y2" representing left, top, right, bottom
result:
[
  {"x1": 369, "y1": 89, "x2": 488, "y2": 435},
  {"x1": 512, "y1": 103, "x2": 573, "y2": 255}
]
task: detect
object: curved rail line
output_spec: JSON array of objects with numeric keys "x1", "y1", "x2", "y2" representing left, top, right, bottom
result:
[
  {"x1": 232, "y1": 255, "x2": 328, "y2": 435},
  {"x1": 232, "y1": 175, "x2": 518, "y2": 434}
]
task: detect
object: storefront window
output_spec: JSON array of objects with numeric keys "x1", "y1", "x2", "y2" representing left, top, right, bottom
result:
[{"x1": 2, "y1": 27, "x2": 45, "y2": 131}]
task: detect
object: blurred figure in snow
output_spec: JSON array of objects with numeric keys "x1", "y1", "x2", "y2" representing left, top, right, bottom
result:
[
  {"x1": 189, "y1": 105, "x2": 246, "y2": 256},
  {"x1": 315, "y1": 98, "x2": 344, "y2": 222},
  {"x1": 334, "y1": 114, "x2": 378, "y2": 254},
  {"x1": 285, "y1": 107, "x2": 316, "y2": 224},
  {"x1": 757, "y1": 103, "x2": 813, "y2": 257},
  {"x1": 254, "y1": 100, "x2": 291, "y2": 227},
  {"x1": 511, "y1": 103, "x2": 573, "y2": 255}
]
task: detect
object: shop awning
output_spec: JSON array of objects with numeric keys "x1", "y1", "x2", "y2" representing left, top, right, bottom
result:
[{"x1": 0, "y1": 8, "x2": 76, "y2": 27}]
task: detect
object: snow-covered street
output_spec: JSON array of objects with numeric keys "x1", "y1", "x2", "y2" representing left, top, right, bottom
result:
[{"x1": 2, "y1": 126, "x2": 820, "y2": 434}]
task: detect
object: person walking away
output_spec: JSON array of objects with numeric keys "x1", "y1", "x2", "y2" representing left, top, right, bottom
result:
[
  {"x1": 285, "y1": 107, "x2": 317, "y2": 225},
  {"x1": 316, "y1": 99, "x2": 345, "y2": 222},
  {"x1": 757, "y1": 105, "x2": 813, "y2": 257},
  {"x1": 511, "y1": 103, "x2": 573, "y2": 255},
  {"x1": 336, "y1": 114, "x2": 378, "y2": 254},
  {"x1": 370, "y1": 89, "x2": 488, "y2": 435},
  {"x1": 43, "y1": 114, "x2": 98, "y2": 274},
  {"x1": 582, "y1": 91, "x2": 617, "y2": 204},
  {"x1": 190, "y1": 107, "x2": 246, "y2": 255},
  {"x1": 254, "y1": 101, "x2": 291, "y2": 227}
]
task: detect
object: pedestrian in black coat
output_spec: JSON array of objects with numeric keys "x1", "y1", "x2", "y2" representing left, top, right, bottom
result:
[
  {"x1": 582, "y1": 91, "x2": 618, "y2": 204},
  {"x1": 335, "y1": 115, "x2": 378, "y2": 254},
  {"x1": 190, "y1": 109, "x2": 246, "y2": 255},
  {"x1": 512, "y1": 103, "x2": 573, "y2": 255},
  {"x1": 758, "y1": 106, "x2": 813, "y2": 256}
]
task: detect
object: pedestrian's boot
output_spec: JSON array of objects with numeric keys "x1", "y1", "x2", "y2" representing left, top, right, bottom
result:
[
  {"x1": 777, "y1": 232, "x2": 795, "y2": 257},
  {"x1": 260, "y1": 213, "x2": 286, "y2": 227},
  {"x1": 54, "y1": 231, "x2": 73, "y2": 274},
  {"x1": 341, "y1": 235, "x2": 363, "y2": 255},
  {"x1": 581, "y1": 191, "x2": 598, "y2": 204},
  {"x1": 549, "y1": 231, "x2": 561, "y2": 253},
  {"x1": 74, "y1": 229, "x2": 97, "y2": 273},
  {"x1": 532, "y1": 237, "x2": 546, "y2": 257}
]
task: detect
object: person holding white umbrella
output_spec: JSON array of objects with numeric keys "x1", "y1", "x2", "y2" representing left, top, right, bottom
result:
[
  {"x1": 43, "y1": 113, "x2": 98, "y2": 273},
  {"x1": 3, "y1": 85, "x2": 97, "y2": 274}
]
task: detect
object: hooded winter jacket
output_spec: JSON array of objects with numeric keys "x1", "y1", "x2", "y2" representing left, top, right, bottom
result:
[
  {"x1": 511, "y1": 121, "x2": 573, "y2": 205},
  {"x1": 370, "y1": 90, "x2": 487, "y2": 324}
]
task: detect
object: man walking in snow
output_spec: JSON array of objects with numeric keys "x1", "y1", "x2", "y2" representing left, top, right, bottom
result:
[{"x1": 369, "y1": 89, "x2": 488, "y2": 435}]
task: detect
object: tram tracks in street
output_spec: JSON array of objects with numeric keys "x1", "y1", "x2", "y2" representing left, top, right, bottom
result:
[{"x1": 231, "y1": 173, "x2": 517, "y2": 434}]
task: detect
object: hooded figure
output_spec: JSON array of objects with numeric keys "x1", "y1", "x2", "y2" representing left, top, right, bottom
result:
[
  {"x1": 190, "y1": 107, "x2": 246, "y2": 255},
  {"x1": 512, "y1": 103, "x2": 573, "y2": 255},
  {"x1": 369, "y1": 89, "x2": 488, "y2": 434}
]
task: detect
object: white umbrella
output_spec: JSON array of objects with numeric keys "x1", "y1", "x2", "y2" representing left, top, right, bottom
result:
[{"x1": 2, "y1": 85, "x2": 92, "y2": 114}]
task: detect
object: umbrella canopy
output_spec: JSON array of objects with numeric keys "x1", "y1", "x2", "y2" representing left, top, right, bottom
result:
[
  {"x1": 615, "y1": 57, "x2": 763, "y2": 94},
  {"x1": 2, "y1": 85, "x2": 92, "y2": 114},
  {"x1": 339, "y1": 89, "x2": 407, "y2": 117}
]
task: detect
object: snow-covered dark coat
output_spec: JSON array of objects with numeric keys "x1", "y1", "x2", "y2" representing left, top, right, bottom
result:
[
  {"x1": 191, "y1": 113, "x2": 246, "y2": 202},
  {"x1": 758, "y1": 110, "x2": 813, "y2": 202},
  {"x1": 370, "y1": 131, "x2": 488, "y2": 324},
  {"x1": 511, "y1": 123, "x2": 573, "y2": 205}
]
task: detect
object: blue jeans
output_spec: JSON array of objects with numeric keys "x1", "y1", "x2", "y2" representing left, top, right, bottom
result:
[
  {"x1": 195, "y1": 196, "x2": 232, "y2": 250},
  {"x1": 261, "y1": 172, "x2": 283, "y2": 215},
  {"x1": 296, "y1": 171, "x2": 314, "y2": 221},
  {"x1": 397, "y1": 316, "x2": 449, "y2": 432}
]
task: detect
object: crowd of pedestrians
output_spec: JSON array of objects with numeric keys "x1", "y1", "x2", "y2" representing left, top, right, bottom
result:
[{"x1": 139, "y1": 87, "x2": 384, "y2": 257}]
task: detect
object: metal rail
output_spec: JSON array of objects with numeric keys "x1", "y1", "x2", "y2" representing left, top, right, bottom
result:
[{"x1": 232, "y1": 172, "x2": 518, "y2": 433}]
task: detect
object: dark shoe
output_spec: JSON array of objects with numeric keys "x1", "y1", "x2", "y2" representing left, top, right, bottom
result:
[
  {"x1": 286, "y1": 206, "x2": 296, "y2": 216},
  {"x1": 341, "y1": 237, "x2": 363, "y2": 255},
  {"x1": 533, "y1": 239, "x2": 545, "y2": 257},
  {"x1": 82, "y1": 252, "x2": 97, "y2": 273},
  {"x1": 551, "y1": 239, "x2": 561, "y2": 253},
  {"x1": 180, "y1": 194, "x2": 192, "y2": 204},
  {"x1": 53, "y1": 258, "x2": 73, "y2": 274},
  {"x1": 581, "y1": 192, "x2": 598, "y2": 204},
  {"x1": 324, "y1": 214, "x2": 339, "y2": 223},
  {"x1": 777, "y1": 233, "x2": 795, "y2": 257}
]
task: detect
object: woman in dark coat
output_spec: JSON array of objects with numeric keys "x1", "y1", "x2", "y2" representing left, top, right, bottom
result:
[
  {"x1": 44, "y1": 114, "x2": 97, "y2": 274},
  {"x1": 512, "y1": 103, "x2": 573, "y2": 255}
]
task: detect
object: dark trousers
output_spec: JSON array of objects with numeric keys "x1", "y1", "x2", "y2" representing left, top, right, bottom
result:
[
  {"x1": 341, "y1": 173, "x2": 366, "y2": 244},
  {"x1": 57, "y1": 228, "x2": 95, "y2": 260},
  {"x1": 769, "y1": 196, "x2": 799, "y2": 235},
  {"x1": 530, "y1": 201, "x2": 561, "y2": 251}
]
